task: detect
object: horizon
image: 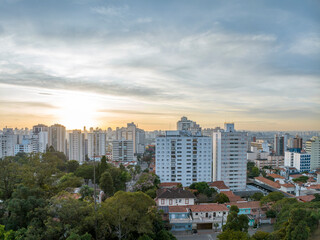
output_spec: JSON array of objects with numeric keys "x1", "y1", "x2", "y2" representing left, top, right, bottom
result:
[{"x1": 0, "y1": 0, "x2": 319, "y2": 131}]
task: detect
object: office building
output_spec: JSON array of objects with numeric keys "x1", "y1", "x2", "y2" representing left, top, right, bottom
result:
[
  {"x1": 274, "y1": 134, "x2": 288, "y2": 156},
  {"x1": 306, "y1": 136, "x2": 320, "y2": 170},
  {"x1": 285, "y1": 151, "x2": 311, "y2": 172},
  {"x1": 212, "y1": 123, "x2": 247, "y2": 191},
  {"x1": 112, "y1": 140, "x2": 134, "y2": 162},
  {"x1": 156, "y1": 130, "x2": 212, "y2": 187},
  {"x1": 69, "y1": 130, "x2": 85, "y2": 163}
]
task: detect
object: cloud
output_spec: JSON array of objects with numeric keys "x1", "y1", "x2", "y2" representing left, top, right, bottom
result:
[
  {"x1": 98, "y1": 109, "x2": 179, "y2": 116},
  {"x1": 0, "y1": 101, "x2": 57, "y2": 109},
  {"x1": 91, "y1": 5, "x2": 128, "y2": 17}
]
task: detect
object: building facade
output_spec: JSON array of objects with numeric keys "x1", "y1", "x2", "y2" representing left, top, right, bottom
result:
[
  {"x1": 0, "y1": 128, "x2": 18, "y2": 158},
  {"x1": 48, "y1": 124, "x2": 66, "y2": 154},
  {"x1": 306, "y1": 136, "x2": 320, "y2": 170},
  {"x1": 112, "y1": 140, "x2": 134, "y2": 162},
  {"x1": 285, "y1": 151, "x2": 311, "y2": 172},
  {"x1": 212, "y1": 123, "x2": 247, "y2": 191},
  {"x1": 156, "y1": 130, "x2": 212, "y2": 186},
  {"x1": 87, "y1": 130, "x2": 106, "y2": 160},
  {"x1": 69, "y1": 130, "x2": 85, "y2": 163}
]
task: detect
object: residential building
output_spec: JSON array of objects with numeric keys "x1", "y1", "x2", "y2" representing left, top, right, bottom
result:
[
  {"x1": 31, "y1": 124, "x2": 49, "y2": 153},
  {"x1": 0, "y1": 128, "x2": 18, "y2": 158},
  {"x1": 112, "y1": 140, "x2": 134, "y2": 162},
  {"x1": 212, "y1": 123, "x2": 248, "y2": 191},
  {"x1": 177, "y1": 116, "x2": 201, "y2": 135},
  {"x1": 306, "y1": 136, "x2": 320, "y2": 170},
  {"x1": 274, "y1": 134, "x2": 288, "y2": 156},
  {"x1": 254, "y1": 155, "x2": 284, "y2": 169},
  {"x1": 69, "y1": 130, "x2": 85, "y2": 163},
  {"x1": 48, "y1": 124, "x2": 66, "y2": 154},
  {"x1": 285, "y1": 151, "x2": 311, "y2": 172},
  {"x1": 156, "y1": 188, "x2": 196, "y2": 206},
  {"x1": 14, "y1": 137, "x2": 32, "y2": 155},
  {"x1": 208, "y1": 181, "x2": 230, "y2": 193},
  {"x1": 116, "y1": 123, "x2": 145, "y2": 154},
  {"x1": 87, "y1": 130, "x2": 106, "y2": 160},
  {"x1": 156, "y1": 130, "x2": 212, "y2": 186}
]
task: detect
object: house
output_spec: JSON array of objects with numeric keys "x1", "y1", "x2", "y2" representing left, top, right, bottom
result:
[
  {"x1": 280, "y1": 183, "x2": 295, "y2": 194},
  {"x1": 296, "y1": 195, "x2": 315, "y2": 202},
  {"x1": 222, "y1": 191, "x2": 244, "y2": 202},
  {"x1": 254, "y1": 176, "x2": 281, "y2": 189},
  {"x1": 156, "y1": 188, "x2": 196, "y2": 206},
  {"x1": 226, "y1": 201, "x2": 271, "y2": 226},
  {"x1": 168, "y1": 204, "x2": 229, "y2": 231},
  {"x1": 168, "y1": 206, "x2": 192, "y2": 231},
  {"x1": 209, "y1": 181, "x2": 230, "y2": 193},
  {"x1": 188, "y1": 204, "x2": 229, "y2": 230},
  {"x1": 267, "y1": 174, "x2": 285, "y2": 184}
]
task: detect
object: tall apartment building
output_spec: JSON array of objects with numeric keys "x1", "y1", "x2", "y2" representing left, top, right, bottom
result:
[
  {"x1": 212, "y1": 123, "x2": 247, "y2": 191},
  {"x1": 48, "y1": 124, "x2": 66, "y2": 154},
  {"x1": 284, "y1": 151, "x2": 311, "y2": 172},
  {"x1": 274, "y1": 134, "x2": 288, "y2": 156},
  {"x1": 293, "y1": 135, "x2": 303, "y2": 149},
  {"x1": 87, "y1": 130, "x2": 106, "y2": 160},
  {"x1": 116, "y1": 123, "x2": 145, "y2": 154},
  {"x1": 31, "y1": 124, "x2": 49, "y2": 153},
  {"x1": 306, "y1": 136, "x2": 320, "y2": 170},
  {"x1": 0, "y1": 128, "x2": 18, "y2": 158},
  {"x1": 156, "y1": 130, "x2": 212, "y2": 187},
  {"x1": 69, "y1": 130, "x2": 85, "y2": 163},
  {"x1": 14, "y1": 137, "x2": 33, "y2": 155},
  {"x1": 177, "y1": 116, "x2": 201, "y2": 135},
  {"x1": 112, "y1": 140, "x2": 134, "y2": 162}
]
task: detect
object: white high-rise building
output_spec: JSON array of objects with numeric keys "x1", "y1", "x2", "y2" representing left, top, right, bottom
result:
[
  {"x1": 14, "y1": 137, "x2": 33, "y2": 155},
  {"x1": 48, "y1": 124, "x2": 66, "y2": 154},
  {"x1": 212, "y1": 123, "x2": 248, "y2": 191},
  {"x1": 69, "y1": 130, "x2": 85, "y2": 163},
  {"x1": 0, "y1": 128, "x2": 18, "y2": 158},
  {"x1": 112, "y1": 140, "x2": 134, "y2": 162},
  {"x1": 88, "y1": 130, "x2": 106, "y2": 160},
  {"x1": 31, "y1": 124, "x2": 49, "y2": 153},
  {"x1": 177, "y1": 116, "x2": 201, "y2": 135},
  {"x1": 156, "y1": 130, "x2": 212, "y2": 187},
  {"x1": 306, "y1": 136, "x2": 320, "y2": 170}
]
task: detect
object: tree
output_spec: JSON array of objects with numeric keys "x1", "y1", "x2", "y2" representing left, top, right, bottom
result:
[
  {"x1": 100, "y1": 191, "x2": 156, "y2": 239},
  {"x1": 0, "y1": 158, "x2": 21, "y2": 200},
  {"x1": 251, "y1": 231, "x2": 270, "y2": 240},
  {"x1": 217, "y1": 229, "x2": 249, "y2": 240},
  {"x1": 214, "y1": 223, "x2": 219, "y2": 232},
  {"x1": 134, "y1": 173, "x2": 159, "y2": 192},
  {"x1": 215, "y1": 193, "x2": 229, "y2": 203},
  {"x1": 266, "y1": 209, "x2": 277, "y2": 218},
  {"x1": 260, "y1": 192, "x2": 284, "y2": 205},
  {"x1": 66, "y1": 160, "x2": 79, "y2": 173},
  {"x1": 57, "y1": 173, "x2": 83, "y2": 191},
  {"x1": 75, "y1": 164, "x2": 94, "y2": 184},
  {"x1": 311, "y1": 193, "x2": 320, "y2": 202},
  {"x1": 145, "y1": 188, "x2": 156, "y2": 199},
  {"x1": 100, "y1": 172, "x2": 114, "y2": 197},
  {"x1": 189, "y1": 182, "x2": 215, "y2": 197},
  {"x1": 251, "y1": 192, "x2": 264, "y2": 201},
  {"x1": 79, "y1": 185, "x2": 94, "y2": 199},
  {"x1": 223, "y1": 206, "x2": 249, "y2": 232},
  {"x1": 142, "y1": 155, "x2": 153, "y2": 168},
  {"x1": 292, "y1": 176, "x2": 309, "y2": 183}
]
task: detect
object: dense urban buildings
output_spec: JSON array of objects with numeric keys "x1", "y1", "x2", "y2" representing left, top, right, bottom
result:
[
  {"x1": 212, "y1": 123, "x2": 248, "y2": 191},
  {"x1": 306, "y1": 136, "x2": 320, "y2": 170}
]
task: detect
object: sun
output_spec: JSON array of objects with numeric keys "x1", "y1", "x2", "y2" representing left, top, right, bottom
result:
[{"x1": 55, "y1": 91, "x2": 100, "y2": 129}]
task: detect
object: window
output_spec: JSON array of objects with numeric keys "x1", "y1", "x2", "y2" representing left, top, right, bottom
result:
[
  {"x1": 161, "y1": 199, "x2": 165, "y2": 205},
  {"x1": 169, "y1": 199, "x2": 172, "y2": 205},
  {"x1": 185, "y1": 199, "x2": 189, "y2": 204}
]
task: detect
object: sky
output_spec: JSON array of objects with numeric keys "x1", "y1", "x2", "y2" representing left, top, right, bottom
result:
[{"x1": 0, "y1": 0, "x2": 319, "y2": 131}]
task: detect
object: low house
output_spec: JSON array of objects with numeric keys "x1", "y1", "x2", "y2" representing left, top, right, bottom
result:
[
  {"x1": 254, "y1": 176, "x2": 281, "y2": 189},
  {"x1": 296, "y1": 195, "x2": 315, "y2": 202},
  {"x1": 168, "y1": 206, "x2": 192, "y2": 231},
  {"x1": 156, "y1": 188, "x2": 196, "y2": 206},
  {"x1": 209, "y1": 181, "x2": 230, "y2": 193},
  {"x1": 280, "y1": 183, "x2": 295, "y2": 194},
  {"x1": 226, "y1": 201, "x2": 271, "y2": 226},
  {"x1": 223, "y1": 191, "x2": 244, "y2": 202},
  {"x1": 267, "y1": 174, "x2": 286, "y2": 184}
]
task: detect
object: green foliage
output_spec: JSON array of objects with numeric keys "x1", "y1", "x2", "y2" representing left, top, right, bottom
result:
[
  {"x1": 0, "y1": 158, "x2": 21, "y2": 200},
  {"x1": 79, "y1": 185, "x2": 94, "y2": 199},
  {"x1": 189, "y1": 182, "x2": 216, "y2": 197},
  {"x1": 134, "y1": 173, "x2": 159, "y2": 192},
  {"x1": 251, "y1": 231, "x2": 270, "y2": 240},
  {"x1": 292, "y1": 176, "x2": 309, "y2": 183},
  {"x1": 75, "y1": 164, "x2": 94, "y2": 183},
  {"x1": 260, "y1": 192, "x2": 284, "y2": 205},
  {"x1": 66, "y1": 160, "x2": 80, "y2": 173},
  {"x1": 266, "y1": 209, "x2": 277, "y2": 218},
  {"x1": 99, "y1": 171, "x2": 114, "y2": 197},
  {"x1": 312, "y1": 193, "x2": 320, "y2": 202},
  {"x1": 215, "y1": 193, "x2": 229, "y2": 203},
  {"x1": 251, "y1": 192, "x2": 264, "y2": 201},
  {"x1": 223, "y1": 205, "x2": 249, "y2": 232},
  {"x1": 218, "y1": 229, "x2": 249, "y2": 240},
  {"x1": 57, "y1": 173, "x2": 83, "y2": 191}
]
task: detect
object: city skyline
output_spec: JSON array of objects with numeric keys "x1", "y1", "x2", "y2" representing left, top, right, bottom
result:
[{"x1": 0, "y1": 0, "x2": 319, "y2": 131}]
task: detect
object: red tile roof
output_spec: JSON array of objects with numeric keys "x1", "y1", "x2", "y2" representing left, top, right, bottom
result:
[
  {"x1": 223, "y1": 191, "x2": 244, "y2": 202},
  {"x1": 188, "y1": 204, "x2": 229, "y2": 212},
  {"x1": 308, "y1": 177, "x2": 316, "y2": 182},
  {"x1": 307, "y1": 184, "x2": 320, "y2": 190},
  {"x1": 281, "y1": 183, "x2": 295, "y2": 188},
  {"x1": 168, "y1": 206, "x2": 188, "y2": 213},
  {"x1": 159, "y1": 182, "x2": 180, "y2": 188},
  {"x1": 296, "y1": 195, "x2": 315, "y2": 202},
  {"x1": 255, "y1": 176, "x2": 281, "y2": 189},
  {"x1": 290, "y1": 174, "x2": 303, "y2": 179},
  {"x1": 227, "y1": 201, "x2": 261, "y2": 209},
  {"x1": 209, "y1": 181, "x2": 230, "y2": 190},
  {"x1": 267, "y1": 173, "x2": 285, "y2": 180}
]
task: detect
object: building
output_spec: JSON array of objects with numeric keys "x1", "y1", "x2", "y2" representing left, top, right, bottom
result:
[
  {"x1": 177, "y1": 116, "x2": 201, "y2": 135},
  {"x1": 14, "y1": 137, "x2": 33, "y2": 155},
  {"x1": 112, "y1": 140, "x2": 134, "y2": 162},
  {"x1": 48, "y1": 124, "x2": 66, "y2": 154},
  {"x1": 116, "y1": 123, "x2": 145, "y2": 154},
  {"x1": 250, "y1": 140, "x2": 269, "y2": 153},
  {"x1": 156, "y1": 188, "x2": 196, "y2": 206},
  {"x1": 212, "y1": 123, "x2": 248, "y2": 191},
  {"x1": 306, "y1": 136, "x2": 320, "y2": 170},
  {"x1": 87, "y1": 130, "x2": 106, "y2": 160},
  {"x1": 69, "y1": 130, "x2": 85, "y2": 163},
  {"x1": 274, "y1": 134, "x2": 288, "y2": 156},
  {"x1": 292, "y1": 135, "x2": 303, "y2": 149},
  {"x1": 208, "y1": 181, "x2": 230, "y2": 193},
  {"x1": 0, "y1": 128, "x2": 18, "y2": 158},
  {"x1": 254, "y1": 155, "x2": 284, "y2": 169},
  {"x1": 156, "y1": 130, "x2": 212, "y2": 186},
  {"x1": 285, "y1": 151, "x2": 311, "y2": 172},
  {"x1": 247, "y1": 146, "x2": 269, "y2": 161},
  {"x1": 31, "y1": 124, "x2": 49, "y2": 153}
]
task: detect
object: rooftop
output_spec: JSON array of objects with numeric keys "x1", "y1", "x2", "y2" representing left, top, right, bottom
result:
[
  {"x1": 188, "y1": 204, "x2": 229, "y2": 212},
  {"x1": 157, "y1": 188, "x2": 195, "y2": 199},
  {"x1": 267, "y1": 173, "x2": 285, "y2": 179},
  {"x1": 254, "y1": 176, "x2": 281, "y2": 189},
  {"x1": 209, "y1": 181, "x2": 230, "y2": 190}
]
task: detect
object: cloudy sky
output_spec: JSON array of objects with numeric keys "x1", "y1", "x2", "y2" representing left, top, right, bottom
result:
[{"x1": 0, "y1": 0, "x2": 319, "y2": 131}]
